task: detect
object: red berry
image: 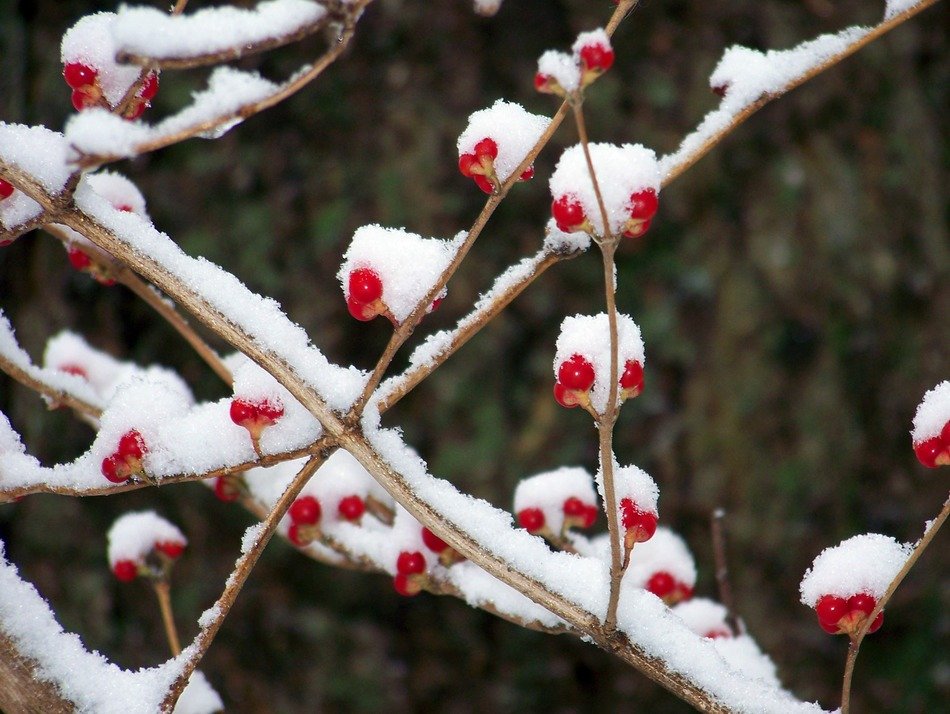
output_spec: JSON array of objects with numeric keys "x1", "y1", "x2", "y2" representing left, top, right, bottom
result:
[
  {"x1": 534, "y1": 72, "x2": 551, "y2": 92},
  {"x1": 620, "y1": 360, "x2": 644, "y2": 392},
  {"x1": 868, "y1": 611, "x2": 884, "y2": 633},
  {"x1": 847, "y1": 593, "x2": 877, "y2": 617},
  {"x1": 620, "y1": 499, "x2": 657, "y2": 543},
  {"x1": 553, "y1": 382, "x2": 581, "y2": 409},
  {"x1": 622, "y1": 219, "x2": 652, "y2": 239},
  {"x1": 562, "y1": 496, "x2": 587, "y2": 517},
  {"x1": 287, "y1": 522, "x2": 314, "y2": 547},
  {"x1": 125, "y1": 101, "x2": 146, "y2": 120},
  {"x1": 155, "y1": 541, "x2": 185, "y2": 559},
  {"x1": 71, "y1": 87, "x2": 98, "y2": 111},
  {"x1": 552, "y1": 195, "x2": 586, "y2": 232},
  {"x1": 421, "y1": 526, "x2": 449, "y2": 554},
  {"x1": 646, "y1": 571, "x2": 675, "y2": 598},
  {"x1": 63, "y1": 62, "x2": 97, "y2": 89},
  {"x1": 914, "y1": 436, "x2": 943, "y2": 468},
  {"x1": 347, "y1": 296, "x2": 377, "y2": 321},
  {"x1": 941, "y1": 420, "x2": 950, "y2": 444},
  {"x1": 473, "y1": 137, "x2": 498, "y2": 160},
  {"x1": 458, "y1": 153, "x2": 478, "y2": 177},
  {"x1": 139, "y1": 73, "x2": 159, "y2": 100},
  {"x1": 348, "y1": 268, "x2": 383, "y2": 305},
  {"x1": 628, "y1": 189, "x2": 658, "y2": 221},
  {"x1": 337, "y1": 495, "x2": 365, "y2": 521},
  {"x1": 117, "y1": 429, "x2": 146, "y2": 461},
  {"x1": 815, "y1": 595, "x2": 848, "y2": 627},
  {"x1": 213, "y1": 476, "x2": 241, "y2": 502},
  {"x1": 517, "y1": 507, "x2": 546, "y2": 533},
  {"x1": 68, "y1": 247, "x2": 92, "y2": 271},
  {"x1": 558, "y1": 354, "x2": 595, "y2": 392},
  {"x1": 59, "y1": 364, "x2": 87, "y2": 378},
  {"x1": 101, "y1": 455, "x2": 127, "y2": 483},
  {"x1": 257, "y1": 400, "x2": 283, "y2": 422},
  {"x1": 396, "y1": 551, "x2": 426, "y2": 575},
  {"x1": 230, "y1": 397, "x2": 283, "y2": 439},
  {"x1": 579, "y1": 43, "x2": 615, "y2": 73},
  {"x1": 519, "y1": 166, "x2": 535, "y2": 181},
  {"x1": 705, "y1": 628, "x2": 732, "y2": 639},
  {"x1": 289, "y1": 495, "x2": 321, "y2": 525},
  {"x1": 393, "y1": 572, "x2": 422, "y2": 596},
  {"x1": 473, "y1": 174, "x2": 494, "y2": 194},
  {"x1": 819, "y1": 618, "x2": 841, "y2": 634},
  {"x1": 582, "y1": 504, "x2": 599, "y2": 528},
  {"x1": 0, "y1": 179, "x2": 13, "y2": 200},
  {"x1": 112, "y1": 560, "x2": 138, "y2": 582}
]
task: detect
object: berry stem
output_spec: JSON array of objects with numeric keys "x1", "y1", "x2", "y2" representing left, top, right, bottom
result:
[
  {"x1": 710, "y1": 508, "x2": 742, "y2": 635},
  {"x1": 839, "y1": 492, "x2": 949, "y2": 714},
  {"x1": 153, "y1": 580, "x2": 182, "y2": 657},
  {"x1": 571, "y1": 103, "x2": 613, "y2": 244}
]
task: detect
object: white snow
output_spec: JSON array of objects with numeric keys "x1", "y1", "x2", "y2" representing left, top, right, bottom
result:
[
  {"x1": 0, "y1": 412, "x2": 25, "y2": 455},
  {"x1": 799, "y1": 533, "x2": 912, "y2": 606},
  {"x1": 612, "y1": 463, "x2": 659, "y2": 515},
  {"x1": 61, "y1": 13, "x2": 143, "y2": 107},
  {"x1": 112, "y1": 0, "x2": 327, "y2": 60},
  {"x1": 107, "y1": 511, "x2": 186, "y2": 566},
  {"x1": 911, "y1": 380, "x2": 950, "y2": 442},
  {"x1": 713, "y1": 635, "x2": 781, "y2": 688},
  {"x1": 513, "y1": 466, "x2": 597, "y2": 535},
  {"x1": 175, "y1": 670, "x2": 224, "y2": 714},
  {"x1": 554, "y1": 312, "x2": 645, "y2": 413},
  {"x1": 884, "y1": 0, "x2": 920, "y2": 20},
  {"x1": 337, "y1": 225, "x2": 460, "y2": 324},
  {"x1": 543, "y1": 219, "x2": 591, "y2": 255},
  {"x1": 572, "y1": 29, "x2": 612, "y2": 60},
  {"x1": 673, "y1": 598, "x2": 731, "y2": 638},
  {"x1": 457, "y1": 100, "x2": 549, "y2": 183},
  {"x1": 537, "y1": 50, "x2": 580, "y2": 93},
  {"x1": 550, "y1": 143, "x2": 660, "y2": 236},
  {"x1": 624, "y1": 527, "x2": 697, "y2": 591},
  {"x1": 0, "y1": 123, "x2": 72, "y2": 193}
]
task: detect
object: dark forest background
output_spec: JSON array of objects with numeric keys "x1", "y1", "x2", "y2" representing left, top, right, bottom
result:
[{"x1": 0, "y1": 0, "x2": 947, "y2": 711}]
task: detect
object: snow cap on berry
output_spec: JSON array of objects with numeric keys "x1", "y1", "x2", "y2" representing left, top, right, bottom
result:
[
  {"x1": 572, "y1": 29, "x2": 613, "y2": 67},
  {"x1": 513, "y1": 466, "x2": 596, "y2": 536},
  {"x1": 457, "y1": 100, "x2": 549, "y2": 184},
  {"x1": 554, "y1": 313, "x2": 645, "y2": 413},
  {"x1": 107, "y1": 510, "x2": 186, "y2": 568},
  {"x1": 83, "y1": 171, "x2": 148, "y2": 217},
  {"x1": 543, "y1": 218, "x2": 592, "y2": 255},
  {"x1": 338, "y1": 225, "x2": 458, "y2": 324},
  {"x1": 673, "y1": 598, "x2": 731, "y2": 638},
  {"x1": 624, "y1": 527, "x2": 697, "y2": 592},
  {"x1": 911, "y1": 380, "x2": 950, "y2": 443},
  {"x1": 537, "y1": 50, "x2": 581, "y2": 93},
  {"x1": 799, "y1": 533, "x2": 912, "y2": 607},
  {"x1": 609, "y1": 463, "x2": 659, "y2": 516},
  {"x1": 549, "y1": 143, "x2": 660, "y2": 236},
  {"x1": 61, "y1": 13, "x2": 142, "y2": 107}
]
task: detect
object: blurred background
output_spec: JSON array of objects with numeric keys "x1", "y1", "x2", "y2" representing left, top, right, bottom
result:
[{"x1": 0, "y1": 0, "x2": 947, "y2": 711}]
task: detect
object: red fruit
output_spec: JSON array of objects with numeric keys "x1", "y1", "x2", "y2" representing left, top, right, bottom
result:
[
  {"x1": 579, "y1": 43, "x2": 615, "y2": 73},
  {"x1": 517, "y1": 507, "x2": 546, "y2": 533},
  {"x1": 519, "y1": 166, "x2": 535, "y2": 181},
  {"x1": 71, "y1": 87, "x2": 98, "y2": 111},
  {"x1": 815, "y1": 595, "x2": 848, "y2": 627},
  {"x1": 563, "y1": 496, "x2": 588, "y2": 517},
  {"x1": 534, "y1": 72, "x2": 552, "y2": 92},
  {"x1": 59, "y1": 364, "x2": 87, "y2": 379},
  {"x1": 620, "y1": 499, "x2": 657, "y2": 543},
  {"x1": 63, "y1": 62, "x2": 97, "y2": 89},
  {"x1": 620, "y1": 360, "x2": 644, "y2": 393},
  {"x1": 622, "y1": 219, "x2": 652, "y2": 239},
  {"x1": 914, "y1": 436, "x2": 943, "y2": 468},
  {"x1": 396, "y1": 551, "x2": 426, "y2": 576},
  {"x1": 289, "y1": 495, "x2": 321, "y2": 525},
  {"x1": 213, "y1": 476, "x2": 241, "y2": 502},
  {"x1": 705, "y1": 629, "x2": 732, "y2": 639},
  {"x1": 558, "y1": 354, "x2": 596, "y2": 392},
  {"x1": 553, "y1": 382, "x2": 582, "y2": 409},
  {"x1": 139, "y1": 73, "x2": 159, "y2": 100},
  {"x1": 287, "y1": 522, "x2": 314, "y2": 547},
  {"x1": 473, "y1": 137, "x2": 498, "y2": 160},
  {"x1": 347, "y1": 296, "x2": 377, "y2": 321},
  {"x1": 421, "y1": 526, "x2": 449, "y2": 553},
  {"x1": 473, "y1": 174, "x2": 495, "y2": 194},
  {"x1": 628, "y1": 189, "x2": 659, "y2": 221},
  {"x1": 155, "y1": 541, "x2": 185, "y2": 559},
  {"x1": 117, "y1": 429, "x2": 146, "y2": 461},
  {"x1": 125, "y1": 101, "x2": 146, "y2": 120},
  {"x1": 0, "y1": 179, "x2": 13, "y2": 200},
  {"x1": 112, "y1": 560, "x2": 138, "y2": 582},
  {"x1": 101, "y1": 455, "x2": 126, "y2": 483},
  {"x1": 230, "y1": 397, "x2": 284, "y2": 442},
  {"x1": 582, "y1": 505, "x2": 599, "y2": 528},
  {"x1": 848, "y1": 593, "x2": 877, "y2": 617},
  {"x1": 819, "y1": 618, "x2": 841, "y2": 634},
  {"x1": 646, "y1": 571, "x2": 675, "y2": 598},
  {"x1": 552, "y1": 195, "x2": 586, "y2": 233},
  {"x1": 337, "y1": 495, "x2": 365, "y2": 522},
  {"x1": 393, "y1": 572, "x2": 422, "y2": 596},
  {"x1": 348, "y1": 268, "x2": 383, "y2": 305},
  {"x1": 868, "y1": 611, "x2": 884, "y2": 633},
  {"x1": 941, "y1": 420, "x2": 950, "y2": 444},
  {"x1": 68, "y1": 247, "x2": 92, "y2": 271},
  {"x1": 458, "y1": 154, "x2": 478, "y2": 177}
]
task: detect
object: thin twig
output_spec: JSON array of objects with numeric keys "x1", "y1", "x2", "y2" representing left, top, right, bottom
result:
[
  {"x1": 710, "y1": 508, "x2": 741, "y2": 634},
  {"x1": 153, "y1": 580, "x2": 182, "y2": 657},
  {"x1": 0, "y1": 351, "x2": 102, "y2": 420},
  {"x1": 572, "y1": 103, "x2": 612, "y2": 243},
  {"x1": 839, "y1": 493, "x2": 950, "y2": 714}
]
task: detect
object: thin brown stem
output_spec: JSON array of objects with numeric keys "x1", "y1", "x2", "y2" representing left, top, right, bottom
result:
[
  {"x1": 0, "y1": 351, "x2": 102, "y2": 420},
  {"x1": 710, "y1": 508, "x2": 741, "y2": 634},
  {"x1": 572, "y1": 103, "x2": 612, "y2": 243},
  {"x1": 160, "y1": 447, "x2": 332, "y2": 712},
  {"x1": 839, "y1": 493, "x2": 950, "y2": 713},
  {"x1": 153, "y1": 580, "x2": 182, "y2": 657}
]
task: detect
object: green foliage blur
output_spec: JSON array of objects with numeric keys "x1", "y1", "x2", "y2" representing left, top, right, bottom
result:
[{"x1": 0, "y1": 0, "x2": 947, "y2": 711}]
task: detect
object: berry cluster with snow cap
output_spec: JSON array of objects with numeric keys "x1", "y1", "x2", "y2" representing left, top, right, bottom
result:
[
  {"x1": 513, "y1": 466, "x2": 598, "y2": 538},
  {"x1": 553, "y1": 312, "x2": 645, "y2": 414},
  {"x1": 61, "y1": 13, "x2": 158, "y2": 119},
  {"x1": 457, "y1": 100, "x2": 548, "y2": 194},
  {"x1": 549, "y1": 143, "x2": 660, "y2": 239},
  {"x1": 800, "y1": 533, "x2": 911, "y2": 637},
  {"x1": 611, "y1": 464, "x2": 659, "y2": 552},
  {"x1": 625, "y1": 527, "x2": 697, "y2": 606},
  {"x1": 535, "y1": 29, "x2": 614, "y2": 96},
  {"x1": 338, "y1": 225, "x2": 456, "y2": 324},
  {"x1": 107, "y1": 511, "x2": 186, "y2": 582},
  {"x1": 673, "y1": 598, "x2": 733, "y2": 639},
  {"x1": 911, "y1": 380, "x2": 950, "y2": 468}
]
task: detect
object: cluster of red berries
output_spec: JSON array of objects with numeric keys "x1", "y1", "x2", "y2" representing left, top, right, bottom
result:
[
  {"x1": 394, "y1": 550, "x2": 427, "y2": 596},
  {"x1": 287, "y1": 495, "x2": 321, "y2": 547},
  {"x1": 67, "y1": 244, "x2": 117, "y2": 286},
  {"x1": 230, "y1": 396, "x2": 284, "y2": 456},
  {"x1": 517, "y1": 495, "x2": 598, "y2": 536},
  {"x1": 552, "y1": 187, "x2": 658, "y2": 239},
  {"x1": 814, "y1": 593, "x2": 883, "y2": 636},
  {"x1": 63, "y1": 61, "x2": 158, "y2": 119},
  {"x1": 421, "y1": 526, "x2": 465, "y2": 567},
  {"x1": 535, "y1": 36, "x2": 615, "y2": 96},
  {"x1": 213, "y1": 475, "x2": 243, "y2": 502},
  {"x1": 913, "y1": 419, "x2": 950, "y2": 468},
  {"x1": 101, "y1": 429, "x2": 148, "y2": 483},
  {"x1": 620, "y1": 497, "x2": 657, "y2": 550},
  {"x1": 458, "y1": 137, "x2": 534, "y2": 195},
  {"x1": 112, "y1": 539, "x2": 185, "y2": 582},
  {"x1": 553, "y1": 354, "x2": 644, "y2": 410},
  {"x1": 346, "y1": 267, "x2": 443, "y2": 323},
  {"x1": 646, "y1": 570, "x2": 694, "y2": 606}
]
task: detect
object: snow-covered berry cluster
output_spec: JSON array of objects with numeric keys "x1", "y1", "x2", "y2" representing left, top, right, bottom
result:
[
  {"x1": 911, "y1": 380, "x2": 950, "y2": 468},
  {"x1": 625, "y1": 527, "x2": 697, "y2": 606},
  {"x1": 612, "y1": 464, "x2": 659, "y2": 556},
  {"x1": 61, "y1": 12, "x2": 158, "y2": 119},
  {"x1": 513, "y1": 467, "x2": 598, "y2": 539},
  {"x1": 800, "y1": 533, "x2": 912, "y2": 637},
  {"x1": 457, "y1": 100, "x2": 548, "y2": 194},
  {"x1": 107, "y1": 511, "x2": 186, "y2": 582},
  {"x1": 553, "y1": 313, "x2": 645, "y2": 414},
  {"x1": 673, "y1": 598, "x2": 734, "y2": 640},
  {"x1": 101, "y1": 429, "x2": 148, "y2": 483},
  {"x1": 535, "y1": 29, "x2": 614, "y2": 97}
]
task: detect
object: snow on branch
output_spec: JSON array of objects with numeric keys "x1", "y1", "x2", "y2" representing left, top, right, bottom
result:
[{"x1": 113, "y1": 0, "x2": 331, "y2": 69}]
